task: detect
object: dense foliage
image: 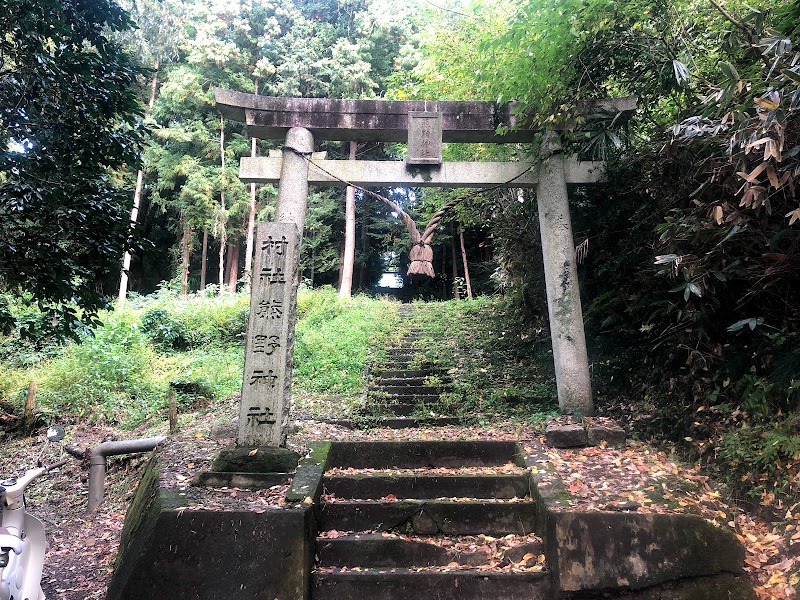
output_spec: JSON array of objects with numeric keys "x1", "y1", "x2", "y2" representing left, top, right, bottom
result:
[{"x1": 0, "y1": 0, "x2": 145, "y2": 336}]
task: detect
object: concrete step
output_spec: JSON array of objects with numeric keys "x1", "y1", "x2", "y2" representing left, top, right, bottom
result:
[
  {"x1": 316, "y1": 533, "x2": 544, "y2": 568},
  {"x1": 325, "y1": 441, "x2": 523, "y2": 469},
  {"x1": 313, "y1": 568, "x2": 551, "y2": 600},
  {"x1": 319, "y1": 500, "x2": 537, "y2": 535},
  {"x1": 322, "y1": 473, "x2": 531, "y2": 500}
]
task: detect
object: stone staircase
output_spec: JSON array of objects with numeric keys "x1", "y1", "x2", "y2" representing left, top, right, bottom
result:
[
  {"x1": 358, "y1": 309, "x2": 461, "y2": 427},
  {"x1": 312, "y1": 441, "x2": 551, "y2": 599}
]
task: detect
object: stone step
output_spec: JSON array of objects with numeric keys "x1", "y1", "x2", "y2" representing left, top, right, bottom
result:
[
  {"x1": 367, "y1": 394, "x2": 441, "y2": 405},
  {"x1": 375, "y1": 358, "x2": 426, "y2": 368},
  {"x1": 376, "y1": 370, "x2": 435, "y2": 379},
  {"x1": 319, "y1": 417, "x2": 465, "y2": 430},
  {"x1": 313, "y1": 568, "x2": 551, "y2": 600},
  {"x1": 365, "y1": 402, "x2": 417, "y2": 416},
  {"x1": 354, "y1": 416, "x2": 465, "y2": 429},
  {"x1": 376, "y1": 376, "x2": 446, "y2": 386},
  {"x1": 387, "y1": 348, "x2": 423, "y2": 357},
  {"x1": 316, "y1": 533, "x2": 544, "y2": 568},
  {"x1": 322, "y1": 473, "x2": 531, "y2": 500},
  {"x1": 319, "y1": 500, "x2": 537, "y2": 535},
  {"x1": 325, "y1": 441, "x2": 522, "y2": 469},
  {"x1": 371, "y1": 385, "x2": 441, "y2": 396}
]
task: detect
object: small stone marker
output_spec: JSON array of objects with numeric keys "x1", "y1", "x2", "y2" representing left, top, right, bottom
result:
[
  {"x1": 545, "y1": 417, "x2": 588, "y2": 448},
  {"x1": 238, "y1": 222, "x2": 300, "y2": 447},
  {"x1": 545, "y1": 416, "x2": 626, "y2": 449},
  {"x1": 407, "y1": 111, "x2": 442, "y2": 165},
  {"x1": 585, "y1": 417, "x2": 627, "y2": 447}
]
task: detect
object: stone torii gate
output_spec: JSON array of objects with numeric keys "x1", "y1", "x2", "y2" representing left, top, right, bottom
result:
[{"x1": 215, "y1": 88, "x2": 636, "y2": 447}]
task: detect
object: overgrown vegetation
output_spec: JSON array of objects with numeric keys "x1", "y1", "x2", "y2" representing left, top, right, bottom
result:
[
  {"x1": 0, "y1": 288, "x2": 400, "y2": 429},
  {"x1": 410, "y1": 299, "x2": 557, "y2": 423}
]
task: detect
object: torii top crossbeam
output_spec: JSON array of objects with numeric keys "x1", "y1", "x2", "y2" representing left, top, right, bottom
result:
[{"x1": 214, "y1": 88, "x2": 636, "y2": 144}]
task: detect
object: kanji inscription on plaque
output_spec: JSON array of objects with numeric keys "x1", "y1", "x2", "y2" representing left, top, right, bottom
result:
[{"x1": 407, "y1": 111, "x2": 442, "y2": 165}]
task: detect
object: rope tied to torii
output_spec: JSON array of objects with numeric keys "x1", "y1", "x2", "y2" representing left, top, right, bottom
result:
[{"x1": 284, "y1": 146, "x2": 535, "y2": 277}]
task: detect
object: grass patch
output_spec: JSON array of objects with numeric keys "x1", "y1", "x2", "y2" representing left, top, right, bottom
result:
[
  {"x1": 410, "y1": 298, "x2": 557, "y2": 423},
  {"x1": 1, "y1": 287, "x2": 401, "y2": 428}
]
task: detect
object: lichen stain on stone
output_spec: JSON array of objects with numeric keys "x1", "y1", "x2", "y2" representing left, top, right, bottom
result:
[{"x1": 560, "y1": 260, "x2": 571, "y2": 292}]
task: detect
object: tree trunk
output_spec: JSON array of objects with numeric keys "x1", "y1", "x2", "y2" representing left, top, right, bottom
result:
[
  {"x1": 243, "y1": 78, "x2": 259, "y2": 292},
  {"x1": 118, "y1": 61, "x2": 160, "y2": 304},
  {"x1": 200, "y1": 230, "x2": 208, "y2": 291},
  {"x1": 224, "y1": 242, "x2": 234, "y2": 284},
  {"x1": 309, "y1": 245, "x2": 315, "y2": 288},
  {"x1": 218, "y1": 115, "x2": 227, "y2": 290},
  {"x1": 358, "y1": 213, "x2": 370, "y2": 289},
  {"x1": 337, "y1": 237, "x2": 345, "y2": 290},
  {"x1": 450, "y1": 227, "x2": 460, "y2": 300},
  {"x1": 459, "y1": 223, "x2": 473, "y2": 300},
  {"x1": 180, "y1": 225, "x2": 192, "y2": 296},
  {"x1": 338, "y1": 141, "x2": 358, "y2": 298},
  {"x1": 227, "y1": 242, "x2": 239, "y2": 292}
]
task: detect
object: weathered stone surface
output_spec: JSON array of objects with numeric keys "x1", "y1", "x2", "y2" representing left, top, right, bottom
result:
[
  {"x1": 239, "y1": 222, "x2": 300, "y2": 447},
  {"x1": 239, "y1": 156, "x2": 605, "y2": 188},
  {"x1": 521, "y1": 440, "x2": 753, "y2": 595},
  {"x1": 537, "y1": 134, "x2": 593, "y2": 418},
  {"x1": 548, "y1": 510, "x2": 745, "y2": 591},
  {"x1": 313, "y1": 569, "x2": 552, "y2": 600},
  {"x1": 407, "y1": 111, "x2": 442, "y2": 164},
  {"x1": 561, "y1": 573, "x2": 756, "y2": 599},
  {"x1": 215, "y1": 88, "x2": 636, "y2": 143},
  {"x1": 319, "y1": 500, "x2": 537, "y2": 535},
  {"x1": 322, "y1": 473, "x2": 530, "y2": 500},
  {"x1": 212, "y1": 446, "x2": 299, "y2": 473},
  {"x1": 585, "y1": 417, "x2": 626, "y2": 447},
  {"x1": 326, "y1": 440, "x2": 522, "y2": 469},
  {"x1": 545, "y1": 423, "x2": 589, "y2": 448},
  {"x1": 286, "y1": 441, "x2": 331, "y2": 503},
  {"x1": 192, "y1": 471, "x2": 291, "y2": 489},
  {"x1": 107, "y1": 452, "x2": 313, "y2": 600}
]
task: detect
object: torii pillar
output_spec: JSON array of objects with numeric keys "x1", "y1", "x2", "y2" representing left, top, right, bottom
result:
[{"x1": 537, "y1": 133, "x2": 593, "y2": 417}]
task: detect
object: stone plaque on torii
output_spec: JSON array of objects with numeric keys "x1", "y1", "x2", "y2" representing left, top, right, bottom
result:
[{"x1": 217, "y1": 88, "x2": 636, "y2": 447}]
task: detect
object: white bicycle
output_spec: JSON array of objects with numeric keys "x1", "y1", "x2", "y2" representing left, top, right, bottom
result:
[{"x1": 0, "y1": 426, "x2": 66, "y2": 600}]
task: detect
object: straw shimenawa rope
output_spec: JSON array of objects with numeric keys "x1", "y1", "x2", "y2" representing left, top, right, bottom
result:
[{"x1": 286, "y1": 147, "x2": 534, "y2": 278}]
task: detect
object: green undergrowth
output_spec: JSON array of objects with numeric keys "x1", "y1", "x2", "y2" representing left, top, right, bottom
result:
[
  {"x1": 0, "y1": 287, "x2": 401, "y2": 429},
  {"x1": 409, "y1": 298, "x2": 557, "y2": 423}
]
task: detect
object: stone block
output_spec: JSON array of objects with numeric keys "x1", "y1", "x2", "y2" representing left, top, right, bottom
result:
[
  {"x1": 212, "y1": 446, "x2": 299, "y2": 473},
  {"x1": 545, "y1": 423, "x2": 588, "y2": 448},
  {"x1": 520, "y1": 440, "x2": 754, "y2": 596},
  {"x1": 107, "y1": 452, "x2": 313, "y2": 600},
  {"x1": 585, "y1": 417, "x2": 627, "y2": 447}
]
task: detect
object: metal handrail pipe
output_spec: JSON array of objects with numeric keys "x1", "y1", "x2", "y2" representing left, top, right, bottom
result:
[{"x1": 87, "y1": 437, "x2": 165, "y2": 512}]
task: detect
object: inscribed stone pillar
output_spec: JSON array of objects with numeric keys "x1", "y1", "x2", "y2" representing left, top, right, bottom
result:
[
  {"x1": 238, "y1": 222, "x2": 300, "y2": 447},
  {"x1": 536, "y1": 133, "x2": 594, "y2": 417},
  {"x1": 238, "y1": 127, "x2": 313, "y2": 447}
]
